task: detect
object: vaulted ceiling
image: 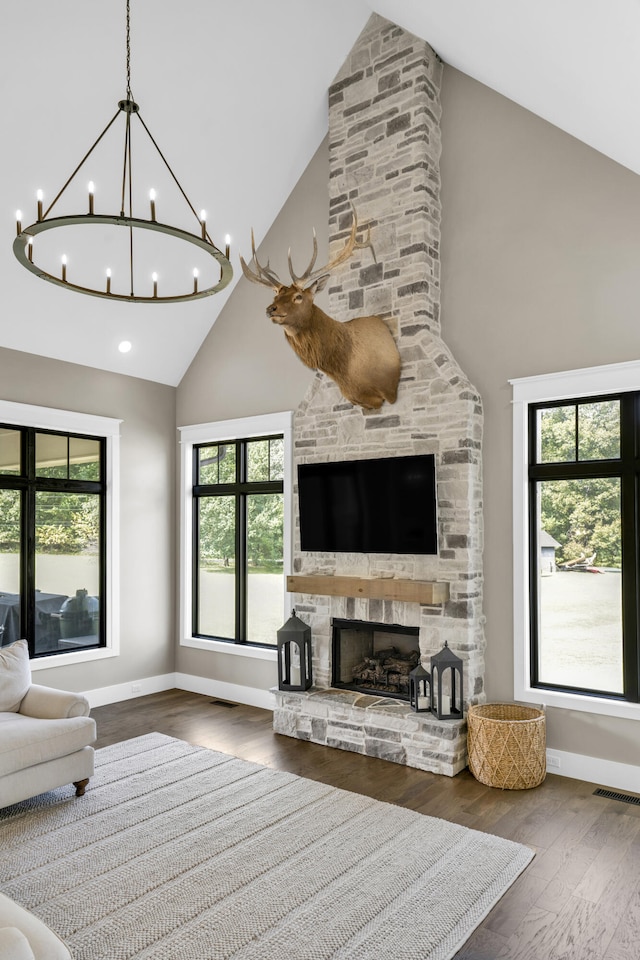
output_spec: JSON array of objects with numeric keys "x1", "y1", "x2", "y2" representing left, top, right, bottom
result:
[{"x1": 3, "y1": 1, "x2": 639, "y2": 386}]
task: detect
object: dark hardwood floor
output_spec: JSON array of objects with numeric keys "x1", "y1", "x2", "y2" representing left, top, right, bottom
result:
[{"x1": 92, "y1": 689, "x2": 640, "y2": 959}]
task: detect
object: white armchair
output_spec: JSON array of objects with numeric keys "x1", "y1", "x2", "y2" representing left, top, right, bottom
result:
[
  {"x1": 0, "y1": 640, "x2": 96, "y2": 809},
  {"x1": 0, "y1": 893, "x2": 72, "y2": 960}
]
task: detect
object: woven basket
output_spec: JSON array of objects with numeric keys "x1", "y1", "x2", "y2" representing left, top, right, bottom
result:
[{"x1": 467, "y1": 703, "x2": 546, "y2": 790}]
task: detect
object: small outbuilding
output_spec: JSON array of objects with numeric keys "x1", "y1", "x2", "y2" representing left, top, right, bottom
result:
[{"x1": 540, "y1": 530, "x2": 561, "y2": 575}]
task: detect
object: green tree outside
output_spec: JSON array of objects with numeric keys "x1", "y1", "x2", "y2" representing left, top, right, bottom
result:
[
  {"x1": 198, "y1": 438, "x2": 283, "y2": 573},
  {"x1": 539, "y1": 401, "x2": 621, "y2": 568},
  {"x1": 0, "y1": 489, "x2": 99, "y2": 555}
]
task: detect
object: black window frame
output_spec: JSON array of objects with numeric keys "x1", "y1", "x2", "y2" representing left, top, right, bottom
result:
[
  {"x1": 192, "y1": 433, "x2": 284, "y2": 647},
  {"x1": 0, "y1": 423, "x2": 107, "y2": 658},
  {"x1": 528, "y1": 391, "x2": 640, "y2": 702}
]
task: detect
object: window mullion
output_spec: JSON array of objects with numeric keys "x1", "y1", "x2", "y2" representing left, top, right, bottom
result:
[
  {"x1": 528, "y1": 477, "x2": 541, "y2": 687},
  {"x1": 192, "y1": 444, "x2": 201, "y2": 637},
  {"x1": 237, "y1": 442, "x2": 247, "y2": 642},
  {"x1": 527, "y1": 400, "x2": 539, "y2": 688},
  {"x1": 621, "y1": 394, "x2": 639, "y2": 700},
  {"x1": 22, "y1": 430, "x2": 35, "y2": 656},
  {"x1": 530, "y1": 460, "x2": 622, "y2": 481},
  {"x1": 236, "y1": 493, "x2": 247, "y2": 642},
  {"x1": 192, "y1": 494, "x2": 200, "y2": 637}
]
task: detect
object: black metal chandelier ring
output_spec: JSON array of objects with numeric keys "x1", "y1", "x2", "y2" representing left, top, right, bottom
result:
[
  {"x1": 13, "y1": 0, "x2": 234, "y2": 306},
  {"x1": 13, "y1": 215, "x2": 233, "y2": 304}
]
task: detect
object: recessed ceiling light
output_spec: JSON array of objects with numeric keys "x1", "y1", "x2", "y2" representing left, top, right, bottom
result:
[{"x1": 118, "y1": 341, "x2": 132, "y2": 354}]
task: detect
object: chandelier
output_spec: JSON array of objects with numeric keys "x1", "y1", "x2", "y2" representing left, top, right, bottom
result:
[{"x1": 12, "y1": 0, "x2": 232, "y2": 303}]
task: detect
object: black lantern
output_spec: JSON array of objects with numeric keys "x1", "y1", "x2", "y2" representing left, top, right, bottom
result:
[
  {"x1": 409, "y1": 661, "x2": 431, "y2": 713},
  {"x1": 277, "y1": 609, "x2": 312, "y2": 691},
  {"x1": 430, "y1": 641, "x2": 463, "y2": 720}
]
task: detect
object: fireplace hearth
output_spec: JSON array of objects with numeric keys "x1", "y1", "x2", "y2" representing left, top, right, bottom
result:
[{"x1": 332, "y1": 618, "x2": 420, "y2": 701}]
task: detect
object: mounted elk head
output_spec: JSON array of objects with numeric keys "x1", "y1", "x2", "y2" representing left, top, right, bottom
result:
[{"x1": 240, "y1": 207, "x2": 401, "y2": 411}]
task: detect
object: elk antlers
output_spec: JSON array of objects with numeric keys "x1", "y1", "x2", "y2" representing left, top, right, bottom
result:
[
  {"x1": 238, "y1": 229, "x2": 282, "y2": 290},
  {"x1": 239, "y1": 204, "x2": 375, "y2": 291}
]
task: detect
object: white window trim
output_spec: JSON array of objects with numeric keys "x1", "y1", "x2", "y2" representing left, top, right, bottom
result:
[
  {"x1": 0, "y1": 399, "x2": 121, "y2": 670},
  {"x1": 511, "y1": 360, "x2": 640, "y2": 721},
  {"x1": 178, "y1": 411, "x2": 293, "y2": 660}
]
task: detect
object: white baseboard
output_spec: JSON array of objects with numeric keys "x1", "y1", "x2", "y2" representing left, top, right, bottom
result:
[
  {"x1": 84, "y1": 672, "x2": 276, "y2": 712},
  {"x1": 546, "y1": 748, "x2": 640, "y2": 794},
  {"x1": 84, "y1": 674, "x2": 176, "y2": 708},
  {"x1": 175, "y1": 673, "x2": 276, "y2": 711}
]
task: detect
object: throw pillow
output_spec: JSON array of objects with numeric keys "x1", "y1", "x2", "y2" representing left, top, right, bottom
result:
[
  {"x1": 0, "y1": 639, "x2": 31, "y2": 712},
  {"x1": 0, "y1": 927, "x2": 36, "y2": 960}
]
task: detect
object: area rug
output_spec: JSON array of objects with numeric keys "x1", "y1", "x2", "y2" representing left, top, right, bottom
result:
[{"x1": 0, "y1": 733, "x2": 533, "y2": 959}]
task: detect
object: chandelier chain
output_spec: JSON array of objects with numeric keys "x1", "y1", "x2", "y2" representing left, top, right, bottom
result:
[
  {"x1": 126, "y1": 0, "x2": 132, "y2": 101},
  {"x1": 124, "y1": 0, "x2": 134, "y2": 293}
]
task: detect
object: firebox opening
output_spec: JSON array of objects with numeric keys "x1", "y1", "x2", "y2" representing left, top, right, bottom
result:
[{"x1": 332, "y1": 618, "x2": 420, "y2": 701}]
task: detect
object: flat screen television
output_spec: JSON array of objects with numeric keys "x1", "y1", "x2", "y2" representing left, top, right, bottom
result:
[{"x1": 297, "y1": 453, "x2": 437, "y2": 555}]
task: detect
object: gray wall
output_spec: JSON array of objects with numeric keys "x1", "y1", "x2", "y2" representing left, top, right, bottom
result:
[
  {"x1": 439, "y1": 66, "x2": 640, "y2": 763},
  {"x1": 177, "y1": 64, "x2": 640, "y2": 765},
  {"x1": 175, "y1": 142, "x2": 327, "y2": 687},
  {"x1": 176, "y1": 144, "x2": 327, "y2": 426},
  {"x1": 0, "y1": 346, "x2": 176, "y2": 693}
]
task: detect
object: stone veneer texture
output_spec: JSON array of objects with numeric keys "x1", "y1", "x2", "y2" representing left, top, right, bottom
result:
[
  {"x1": 273, "y1": 689, "x2": 468, "y2": 776},
  {"x1": 282, "y1": 15, "x2": 485, "y2": 770}
]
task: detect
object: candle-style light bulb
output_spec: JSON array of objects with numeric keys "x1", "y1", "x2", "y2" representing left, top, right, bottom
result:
[
  {"x1": 193, "y1": 267, "x2": 199, "y2": 293},
  {"x1": 88, "y1": 181, "x2": 95, "y2": 215},
  {"x1": 149, "y1": 189, "x2": 156, "y2": 221},
  {"x1": 36, "y1": 189, "x2": 43, "y2": 221},
  {"x1": 225, "y1": 233, "x2": 231, "y2": 259},
  {"x1": 152, "y1": 271, "x2": 158, "y2": 298},
  {"x1": 16, "y1": 210, "x2": 22, "y2": 236},
  {"x1": 200, "y1": 209, "x2": 207, "y2": 240},
  {"x1": 106, "y1": 268, "x2": 112, "y2": 294},
  {"x1": 61, "y1": 254, "x2": 67, "y2": 282},
  {"x1": 27, "y1": 236, "x2": 33, "y2": 262}
]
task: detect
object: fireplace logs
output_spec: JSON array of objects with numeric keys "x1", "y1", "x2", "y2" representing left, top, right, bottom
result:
[
  {"x1": 332, "y1": 619, "x2": 421, "y2": 701},
  {"x1": 351, "y1": 647, "x2": 419, "y2": 696}
]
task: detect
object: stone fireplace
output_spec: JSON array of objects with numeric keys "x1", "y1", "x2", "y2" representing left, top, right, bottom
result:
[{"x1": 272, "y1": 14, "x2": 485, "y2": 776}]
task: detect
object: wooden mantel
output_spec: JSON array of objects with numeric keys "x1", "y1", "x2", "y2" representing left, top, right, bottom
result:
[{"x1": 286, "y1": 575, "x2": 449, "y2": 605}]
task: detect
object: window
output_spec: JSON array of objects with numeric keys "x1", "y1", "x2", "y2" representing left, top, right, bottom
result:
[
  {"x1": 180, "y1": 413, "x2": 292, "y2": 655},
  {"x1": 511, "y1": 361, "x2": 640, "y2": 719},
  {"x1": 0, "y1": 401, "x2": 120, "y2": 664}
]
